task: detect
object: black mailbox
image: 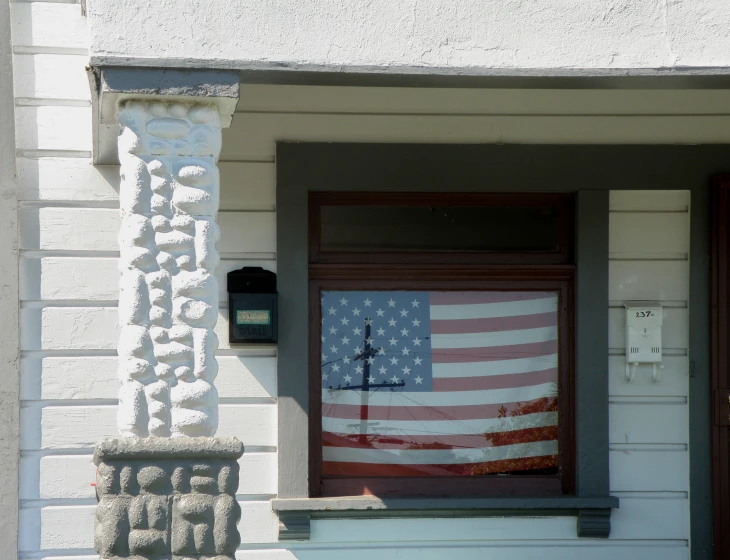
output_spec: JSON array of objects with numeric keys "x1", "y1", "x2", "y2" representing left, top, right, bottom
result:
[{"x1": 227, "y1": 267, "x2": 277, "y2": 344}]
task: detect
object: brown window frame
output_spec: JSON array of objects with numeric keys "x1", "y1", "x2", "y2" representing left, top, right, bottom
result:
[{"x1": 308, "y1": 191, "x2": 576, "y2": 498}]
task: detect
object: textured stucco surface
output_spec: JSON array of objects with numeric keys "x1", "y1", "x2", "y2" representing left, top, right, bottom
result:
[
  {"x1": 0, "y1": 0, "x2": 19, "y2": 556},
  {"x1": 87, "y1": 0, "x2": 730, "y2": 71}
]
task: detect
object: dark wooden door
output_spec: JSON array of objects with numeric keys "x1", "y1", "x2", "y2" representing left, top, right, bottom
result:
[{"x1": 711, "y1": 176, "x2": 730, "y2": 559}]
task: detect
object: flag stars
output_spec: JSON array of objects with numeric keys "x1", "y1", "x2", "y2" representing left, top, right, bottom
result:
[
  {"x1": 363, "y1": 298, "x2": 372, "y2": 307},
  {"x1": 414, "y1": 375, "x2": 424, "y2": 384},
  {"x1": 365, "y1": 318, "x2": 372, "y2": 326},
  {"x1": 402, "y1": 366, "x2": 411, "y2": 376},
  {"x1": 411, "y1": 299, "x2": 420, "y2": 308},
  {"x1": 413, "y1": 356, "x2": 423, "y2": 366},
  {"x1": 330, "y1": 345, "x2": 338, "y2": 354},
  {"x1": 390, "y1": 356, "x2": 399, "y2": 365},
  {"x1": 376, "y1": 308, "x2": 385, "y2": 317},
  {"x1": 329, "y1": 326, "x2": 337, "y2": 335},
  {"x1": 343, "y1": 356, "x2": 351, "y2": 364},
  {"x1": 353, "y1": 327, "x2": 362, "y2": 336},
  {"x1": 367, "y1": 375, "x2": 376, "y2": 384},
  {"x1": 328, "y1": 306, "x2": 336, "y2": 315},
  {"x1": 355, "y1": 346, "x2": 362, "y2": 354},
  {"x1": 411, "y1": 318, "x2": 421, "y2": 327},
  {"x1": 390, "y1": 375, "x2": 400, "y2": 383},
  {"x1": 377, "y1": 347, "x2": 386, "y2": 355},
  {"x1": 365, "y1": 336, "x2": 374, "y2": 345},
  {"x1": 343, "y1": 374, "x2": 352, "y2": 383},
  {"x1": 400, "y1": 327, "x2": 409, "y2": 336},
  {"x1": 366, "y1": 357, "x2": 375, "y2": 365},
  {"x1": 378, "y1": 365, "x2": 387, "y2": 375},
  {"x1": 341, "y1": 336, "x2": 350, "y2": 345},
  {"x1": 412, "y1": 337, "x2": 422, "y2": 346},
  {"x1": 389, "y1": 337, "x2": 398, "y2": 346},
  {"x1": 355, "y1": 365, "x2": 363, "y2": 374},
  {"x1": 352, "y1": 307, "x2": 361, "y2": 316},
  {"x1": 387, "y1": 298, "x2": 396, "y2": 307},
  {"x1": 332, "y1": 363, "x2": 340, "y2": 373},
  {"x1": 388, "y1": 318, "x2": 397, "y2": 327},
  {"x1": 322, "y1": 372, "x2": 329, "y2": 381},
  {"x1": 400, "y1": 308, "x2": 409, "y2": 317},
  {"x1": 321, "y1": 352, "x2": 327, "y2": 361},
  {"x1": 401, "y1": 347, "x2": 411, "y2": 356},
  {"x1": 376, "y1": 327, "x2": 386, "y2": 336},
  {"x1": 340, "y1": 297, "x2": 348, "y2": 306},
  {"x1": 340, "y1": 317, "x2": 350, "y2": 326}
]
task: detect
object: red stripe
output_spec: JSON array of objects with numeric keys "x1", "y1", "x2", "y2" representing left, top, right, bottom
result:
[
  {"x1": 323, "y1": 396, "x2": 558, "y2": 421},
  {"x1": 429, "y1": 292, "x2": 556, "y2": 305},
  {"x1": 322, "y1": 454, "x2": 559, "y2": 477},
  {"x1": 323, "y1": 426, "x2": 559, "y2": 450},
  {"x1": 431, "y1": 340, "x2": 558, "y2": 363},
  {"x1": 431, "y1": 311, "x2": 556, "y2": 335},
  {"x1": 433, "y1": 368, "x2": 558, "y2": 392}
]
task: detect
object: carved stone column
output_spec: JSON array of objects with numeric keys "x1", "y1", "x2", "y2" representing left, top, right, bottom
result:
[
  {"x1": 115, "y1": 99, "x2": 223, "y2": 438},
  {"x1": 91, "y1": 69, "x2": 242, "y2": 560}
]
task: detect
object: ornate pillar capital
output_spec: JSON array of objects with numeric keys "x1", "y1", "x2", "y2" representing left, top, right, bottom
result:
[{"x1": 89, "y1": 66, "x2": 239, "y2": 164}]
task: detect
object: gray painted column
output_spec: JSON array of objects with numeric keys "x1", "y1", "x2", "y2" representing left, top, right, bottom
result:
[{"x1": 0, "y1": 0, "x2": 20, "y2": 556}]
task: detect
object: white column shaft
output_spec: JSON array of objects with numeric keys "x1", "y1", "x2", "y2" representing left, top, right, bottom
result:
[{"x1": 116, "y1": 100, "x2": 222, "y2": 437}]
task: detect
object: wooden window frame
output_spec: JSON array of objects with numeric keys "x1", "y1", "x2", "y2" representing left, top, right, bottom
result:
[
  {"x1": 309, "y1": 192, "x2": 575, "y2": 265},
  {"x1": 308, "y1": 191, "x2": 576, "y2": 498}
]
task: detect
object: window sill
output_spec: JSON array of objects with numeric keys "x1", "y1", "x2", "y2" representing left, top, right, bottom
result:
[{"x1": 272, "y1": 495, "x2": 619, "y2": 541}]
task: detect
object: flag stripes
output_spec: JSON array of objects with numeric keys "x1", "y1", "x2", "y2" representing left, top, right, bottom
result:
[{"x1": 320, "y1": 290, "x2": 560, "y2": 477}]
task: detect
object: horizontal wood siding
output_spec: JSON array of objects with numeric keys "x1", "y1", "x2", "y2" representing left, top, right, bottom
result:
[{"x1": 13, "y1": 33, "x2": 694, "y2": 557}]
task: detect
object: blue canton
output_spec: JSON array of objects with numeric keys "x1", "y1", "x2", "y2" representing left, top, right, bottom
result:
[{"x1": 320, "y1": 291, "x2": 433, "y2": 392}]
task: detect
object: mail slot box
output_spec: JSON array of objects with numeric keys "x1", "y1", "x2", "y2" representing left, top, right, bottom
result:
[{"x1": 227, "y1": 266, "x2": 277, "y2": 344}]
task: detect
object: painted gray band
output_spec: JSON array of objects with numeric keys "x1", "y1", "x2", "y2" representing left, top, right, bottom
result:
[
  {"x1": 91, "y1": 58, "x2": 730, "y2": 89},
  {"x1": 0, "y1": 0, "x2": 19, "y2": 555},
  {"x1": 690, "y1": 188, "x2": 713, "y2": 560},
  {"x1": 576, "y1": 190, "x2": 610, "y2": 497},
  {"x1": 275, "y1": 143, "x2": 730, "y2": 193},
  {"x1": 98, "y1": 67, "x2": 240, "y2": 99}
]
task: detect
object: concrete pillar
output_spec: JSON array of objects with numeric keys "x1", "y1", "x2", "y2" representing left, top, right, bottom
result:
[{"x1": 115, "y1": 99, "x2": 224, "y2": 438}]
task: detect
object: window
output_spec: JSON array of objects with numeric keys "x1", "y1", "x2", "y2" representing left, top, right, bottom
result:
[{"x1": 309, "y1": 192, "x2": 575, "y2": 497}]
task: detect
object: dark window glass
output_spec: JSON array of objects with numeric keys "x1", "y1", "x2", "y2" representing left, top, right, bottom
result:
[{"x1": 320, "y1": 205, "x2": 560, "y2": 253}]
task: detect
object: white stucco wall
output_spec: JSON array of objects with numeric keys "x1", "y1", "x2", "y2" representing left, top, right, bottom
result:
[{"x1": 86, "y1": 0, "x2": 730, "y2": 71}]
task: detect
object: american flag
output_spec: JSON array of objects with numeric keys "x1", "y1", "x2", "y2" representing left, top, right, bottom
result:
[{"x1": 320, "y1": 290, "x2": 560, "y2": 477}]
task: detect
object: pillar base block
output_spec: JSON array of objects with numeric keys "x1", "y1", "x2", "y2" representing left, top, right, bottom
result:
[{"x1": 93, "y1": 437, "x2": 244, "y2": 560}]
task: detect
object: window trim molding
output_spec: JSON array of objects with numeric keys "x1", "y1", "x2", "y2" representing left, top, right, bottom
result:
[{"x1": 275, "y1": 142, "x2": 711, "y2": 539}]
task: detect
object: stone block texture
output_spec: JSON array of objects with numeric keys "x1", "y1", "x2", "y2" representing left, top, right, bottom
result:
[
  {"x1": 94, "y1": 437, "x2": 243, "y2": 559},
  {"x1": 116, "y1": 100, "x2": 223, "y2": 438}
]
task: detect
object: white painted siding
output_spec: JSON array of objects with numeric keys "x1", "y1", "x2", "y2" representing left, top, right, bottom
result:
[{"x1": 11, "y1": 9, "x2": 694, "y2": 555}]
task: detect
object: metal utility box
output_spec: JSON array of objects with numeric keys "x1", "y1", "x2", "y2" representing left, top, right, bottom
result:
[{"x1": 227, "y1": 267, "x2": 277, "y2": 344}]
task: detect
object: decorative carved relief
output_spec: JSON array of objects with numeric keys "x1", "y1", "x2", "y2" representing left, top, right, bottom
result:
[
  {"x1": 116, "y1": 100, "x2": 222, "y2": 437},
  {"x1": 94, "y1": 437, "x2": 243, "y2": 559}
]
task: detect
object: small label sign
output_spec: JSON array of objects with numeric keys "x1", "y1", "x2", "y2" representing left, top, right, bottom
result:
[{"x1": 236, "y1": 310, "x2": 271, "y2": 325}]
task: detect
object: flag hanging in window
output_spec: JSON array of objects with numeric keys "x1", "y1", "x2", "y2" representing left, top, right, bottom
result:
[{"x1": 320, "y1": 290, "x2": 560, "y2": 477}]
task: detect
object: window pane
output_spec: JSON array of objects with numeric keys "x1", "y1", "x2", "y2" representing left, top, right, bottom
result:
[
  {"x1": 320, "y1": 290, "x2": 560, "y2": 477},
  {"x1": 320, "y1": 205, "x2": 560, "y2": 252}
]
